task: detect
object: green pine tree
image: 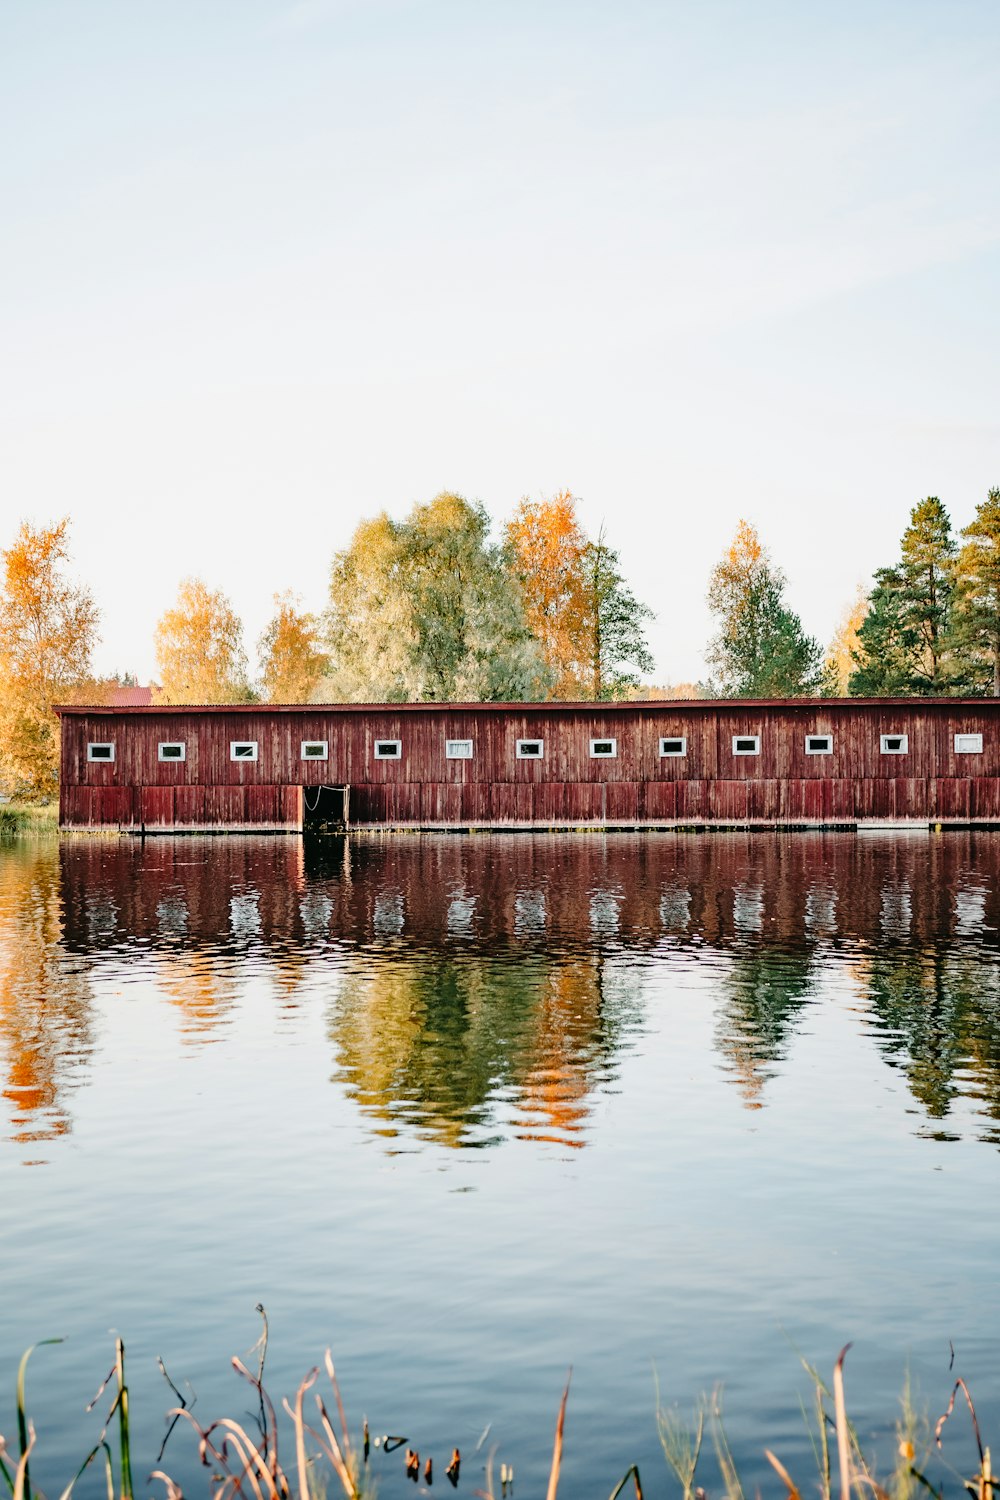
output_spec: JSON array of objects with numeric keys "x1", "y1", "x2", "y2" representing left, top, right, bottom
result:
[{"x1": 850, "y1": 497, "x2": 964, "y2": 695}]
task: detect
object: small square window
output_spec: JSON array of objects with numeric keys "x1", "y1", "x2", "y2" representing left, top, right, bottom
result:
[
  {"x1": 230, "y1": 741, "x2": 258, "y2": 761},
  {"x1": 659, "y1": 736, "x2": 687, "y2": 757},
  {"x1": 158, "y1": 742, "x2": 186, "y2": 762},
  {"x1": 805, "y1": 734, "x2": 832, "y2": 755},
  {"x1": 880, "y1": 734, "x2": 908, "y2": 755},
  {"x1": 955, "y1": 732, "x2": 983, "y2": 754},
  {"x1": 590, "y1": 738, "x2": 617, "y2": 758},
  {"x1": 733, "y1": 735, "x2": 760, "y2": 756},
  {"x1": 374, "y1": 739, "x2": 401, "y2": 759},
  {"x1": 301, "y1": 741, "x2": 328, "y2": 760},
  {"x1": 446, "y1": 739, "x2": 474, "y2": 759},
  {"x1": 516, "y1": 739, "x2": 544, "y2": 759},
  {"x1": 87, "y1": 742, "x2": 115, "y2": 762}
]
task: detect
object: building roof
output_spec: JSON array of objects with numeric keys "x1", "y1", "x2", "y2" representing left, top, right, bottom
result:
[
  {"x1": 53, "y1": 696, "x2": 1000, "y2": 715},
  {"x1": 104, "y1": 685, "x2": 156, "y2": 707}
]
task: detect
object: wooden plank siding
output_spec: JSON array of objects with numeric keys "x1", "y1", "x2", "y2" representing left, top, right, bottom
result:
[{"x1": 55, "y1": 700, "x2": 1000, "y2": 831}]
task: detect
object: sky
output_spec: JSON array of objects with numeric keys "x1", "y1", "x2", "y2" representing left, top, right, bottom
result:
[{"x1": 2, "y1": 0, "x2": 999, "y2": 687}]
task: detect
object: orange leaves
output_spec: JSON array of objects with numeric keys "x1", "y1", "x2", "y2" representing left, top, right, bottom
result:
[
  {"x1": 0, "y1": 518, "x2": 99, "y2": 797},
  {"x1": 258, "y1": 593, "x2": 328, "y2": 704},
  {"x1": 505, "y1": 491, "x2": 590, "y2": 698}
]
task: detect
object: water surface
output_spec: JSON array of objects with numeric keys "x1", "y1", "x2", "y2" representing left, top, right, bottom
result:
[{"x1": 2, "y1": 832, "x2": 999, "y2": 1496}]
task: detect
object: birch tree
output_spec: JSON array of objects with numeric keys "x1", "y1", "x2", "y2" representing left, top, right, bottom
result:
[
  {"x1": 0, "y1": 518, "x2": 100, "y2": 798},
  {"x1": 324, "y1": 493, "x2": 550, "y2": 702},
  {"x1": 578, "y1": 529, "x2": 654, "y2": 700},
  {"x1": 258, "y1": 592, "x2": 328, "y2": 702},
  {"x1": 154, "y1": 578, "x2": 253, "y2": 704},
  {"x1": 505, "y1": 491, "x2": 590, "y2": 697},
  {"x1": 706, "y1": 520, "x2": 821, "y2": 697}
]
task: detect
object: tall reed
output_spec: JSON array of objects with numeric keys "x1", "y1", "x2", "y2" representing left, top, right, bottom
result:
[{"x1": 0, "y1": 1335, "x2": 994, "y2": 1500}]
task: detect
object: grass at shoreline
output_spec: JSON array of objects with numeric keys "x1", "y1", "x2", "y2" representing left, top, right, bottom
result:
[
  {"x1": 0, "y1": 802, "x2": 58, "y2": 837},
  {"x1": 0, "y1": 1332, "x2": 995, "y2": 1500}
]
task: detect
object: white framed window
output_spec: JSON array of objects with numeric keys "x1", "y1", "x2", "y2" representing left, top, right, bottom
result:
[
  {"x1": 87, "y1": 742, "x2": 115, "y2": 763},
  {"x1": 446, "y1": 739, "x2": 474, "y2": 759},
  {"x1": 301, "y1": 741, "x2": 328, "y2": 761},
  {"x1": 733, "y1": 735, "x2": 760, "y2": 756},
  {"x1": 805, "y1": 734, "x2": 832, "y2": 756},
  {"x1": 374, "y1": 739, "x2": 401, "y2": 759},
  {"x1": 659, "y1": 736, "x2": 687, "y2": 758},
  {"x1": 590, "y1": 737, "x2": 617, "y2": 758},
  {"x1": 880, "y1": 733, "x2": 908, "y2": 755},
  {"x1": 158, "y1": 742, "x2": 186, "y2": 762},
  {"x1": 516, "y1": 739, "x2": 544, "y2": 759},
  {"x1": 230, "y1": 741, "x2": 258, "y2": 761},
  {"x1": 955, "y1": 732, "x2": 983, "y2": 754}
]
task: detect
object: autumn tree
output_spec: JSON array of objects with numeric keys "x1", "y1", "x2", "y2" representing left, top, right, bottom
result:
[
  {"x1": 706, "y1": 520, "x2": 821, "y2": 697},
  {"x1": 952, "y1": 487, "x2": 1000, "y2": 695},
  {"x1": 258, "y1": 592, "x2": 328, "y2": 702},
  {"x1": 821, "y1": 585, "x2": 868, "y2": 695},
  {"x1": 578, "y1": 529, "x2": 654, "y2": 700},
  {"x1": 154, "y1": 578, "x2": 252, "y2": 704},
  {"x1": 0, "y1": 518, "x2": 100, "y2": 798},
  {"x1": 849, "y1": 497, "x2": 961, "y2": 695},
  {"x1": 324, "y1": 493, "x2": 550, "y2": 702},
  {"x1": 505, "y1": 491, "x2": 590, "y2": 697}
]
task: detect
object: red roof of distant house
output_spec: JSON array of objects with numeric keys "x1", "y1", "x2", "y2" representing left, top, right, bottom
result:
[{"x1": 106, "y1": 685, "x2": 155, "y2": 707}]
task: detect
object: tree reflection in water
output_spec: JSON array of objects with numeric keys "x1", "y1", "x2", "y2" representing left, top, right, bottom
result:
[
  {"x1": 1, "y1": 831, "x2": 999, "y2": 1152},
  {"x1": 329, "y1": 951, "x2": 641, "y2": 1148},
  {"x1": 0, "y1": 842, "x2": 93, "y2": 1147}
]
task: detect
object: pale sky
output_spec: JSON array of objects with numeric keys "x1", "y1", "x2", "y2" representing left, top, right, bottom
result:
[{"x1": 2, "y1": 0, "x2": 998, "y2": 687}]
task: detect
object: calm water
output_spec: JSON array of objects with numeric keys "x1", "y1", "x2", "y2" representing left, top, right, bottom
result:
[{"x1": 2, "y1": 831, "x2": 999, "y2": 1496}]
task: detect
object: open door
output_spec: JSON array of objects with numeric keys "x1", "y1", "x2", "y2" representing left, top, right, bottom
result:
[{"x1": 302, "y1": 784, "x2": 349, "y2": 834}]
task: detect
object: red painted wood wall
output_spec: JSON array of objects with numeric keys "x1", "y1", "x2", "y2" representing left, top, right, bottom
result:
[{"x1": 56, "y1": 700, "x2": 1000, "y2": 830}]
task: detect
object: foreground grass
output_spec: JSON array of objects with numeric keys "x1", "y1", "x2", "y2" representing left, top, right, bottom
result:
[
  {"x1": 0, "y1": 1332, "x2": 994, "y2": 1500},
  {"x1": 0, "y1": 803, "x2": 58, "y2": 838}
]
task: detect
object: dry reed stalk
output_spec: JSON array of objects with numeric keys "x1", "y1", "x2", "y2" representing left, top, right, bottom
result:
[
  {"x1": 544, "y1": 1373, "x2": 571, "y2": 1500},
  {"x1": 835, "y1": 1345, "x2": 854, "y2": 1500}
]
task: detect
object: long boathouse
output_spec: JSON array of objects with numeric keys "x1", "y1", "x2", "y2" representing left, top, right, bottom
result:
[{"x1": 54, "y1": 699, "x2": 1000, "y2": 832}]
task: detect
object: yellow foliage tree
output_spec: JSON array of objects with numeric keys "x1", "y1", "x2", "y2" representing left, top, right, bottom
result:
[
  {"x1": 504, "y1": 491, "x2": 590, "y2": 697},
  {"x1": 0, "y1": 518, "x2": 100, "y2": 799},
  {"x1": 822, "y1": 584, "x2": 868, "y2": 695},
  {"x1": 154, "y1": 578, "x2": 252, "y2": 704},
  {"x1": 257, "y1": 592, "x2": 328, "y2": 702}
]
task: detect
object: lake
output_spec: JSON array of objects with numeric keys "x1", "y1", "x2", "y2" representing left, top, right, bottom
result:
[{"x1": 1, "y1": 831, "x2": 999, "y2": 1497}]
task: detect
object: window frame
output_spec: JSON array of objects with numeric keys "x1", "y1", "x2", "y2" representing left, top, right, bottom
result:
[
  {"x1": 659, "y1": 736, "x2": 687, "y2": 758},
  {"x1": 87, "y1": 741, "x2": 115, "y2": 763},
  {"x1": 445, "y1": 739, "x2": 474, "y2": 760},
  {"x1": 516, "y1": 738, "x2": 544, "y2": 760},
  {"x1": 157, "y1": 741, "x2": 186, "y2": 763},
  {"x1": 589, "y1": 737, "x2": 617, "y2": 759},
  {"x1": 229, "y1": 741, "x2": 259, "y2": 762},
  {"x1": 805, "y1": 734, "x2": 833, "y2": 756},
  {"x1": 954, "y1": 732, "x2": 983, "y2": 755},
  {"x1": 880, "y1": 733, "x2": 908, "y2": 755},
  {"x1": 732, "y1": 734, "x2": 761, "y2": 756},
  {"x1": 301, "y1": 740, "x2": 329, "y2": 761},
  {"x1": 373, "y1": 739, "x2": 402, "y2": 760}
]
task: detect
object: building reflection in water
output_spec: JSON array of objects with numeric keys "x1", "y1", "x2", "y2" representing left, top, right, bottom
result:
[{"x1": 1, "y1": 831, "x2": 999, "y2": 1152}]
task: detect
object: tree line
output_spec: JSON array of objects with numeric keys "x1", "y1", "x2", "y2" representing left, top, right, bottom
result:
[
  {"x1": 0, "y1": 492, "x2": 653, "y2": 797},
  {"x1": 2, "y1": 485, "x2": 998, "y2": 799},
  {"x1": 705, "y1": 489, "x2": 1000, "y2": 699}
]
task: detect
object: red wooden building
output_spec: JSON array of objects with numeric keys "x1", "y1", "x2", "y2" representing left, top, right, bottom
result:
[{"x1": 55, "y1": 698, "x2": 1000, "y2": 833}]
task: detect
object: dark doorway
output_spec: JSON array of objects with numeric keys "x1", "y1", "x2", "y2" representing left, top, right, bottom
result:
[{"x1": 302, "y1": 784, "x2": 349, "y2": 834}]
